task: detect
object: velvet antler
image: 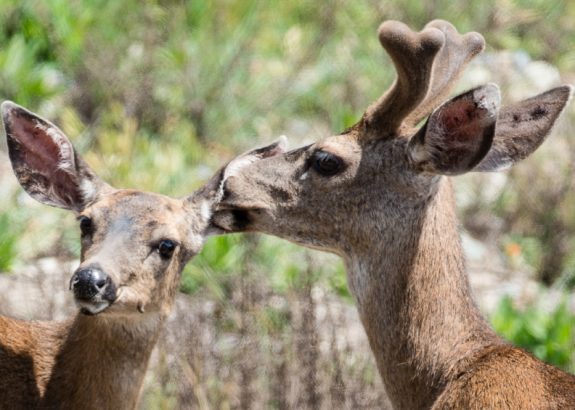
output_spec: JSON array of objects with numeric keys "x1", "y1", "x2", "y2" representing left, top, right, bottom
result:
[
  {"x1": 403, "y1": 20, "x2": 485, "y2": 128},
  {"x1": 362, "y1": 20, "x2": 485, "y2": 138}
]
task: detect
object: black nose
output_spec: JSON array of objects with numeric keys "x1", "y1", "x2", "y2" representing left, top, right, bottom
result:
[{"x1": 70, "y1": 267, "x2": 112, "y2": 300}]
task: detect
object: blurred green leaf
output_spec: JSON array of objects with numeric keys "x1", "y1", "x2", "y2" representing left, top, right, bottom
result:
[{"x1": 491, "y1": 295, "x2": 575, "y2": 372}]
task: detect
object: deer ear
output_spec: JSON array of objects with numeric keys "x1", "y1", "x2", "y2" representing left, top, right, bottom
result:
[
  {"x1": 221, "y1": 136, "x2": 288, "y2": 183},
  {"x1": 407, "y1": 84, "x2": 500, "y2": 175},
  {"x1": 185, "y1": 136, "x2": 288, "y2": 232},
  {"x1": 2, "y1": 101, "x2": 105, "y2": 212},
  {"x1": 189, "y1": 136, "x2": 288, "y2": 204},
  {"x1": 474, "y1": 85, "x2": 573, "y2": 172}
]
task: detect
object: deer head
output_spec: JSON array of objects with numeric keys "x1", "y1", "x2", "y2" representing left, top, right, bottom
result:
[
  {"x1": 214, "y1": 20, "x2": 572, "y2": 256},
  {"x1": 212, "y1": 21, "x2": 574, "y2": 409},
  {"x1": 1, "y1": 101, "x2": 226, "y2": 317}
]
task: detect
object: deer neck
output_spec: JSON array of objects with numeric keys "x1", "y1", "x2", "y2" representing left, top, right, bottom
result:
[
  {"x1": 344, "y1": 178, "x2": 501, "y2": 409},
  {"x1": 38, "y1": 311, "x2": 164, "y2": 409}
]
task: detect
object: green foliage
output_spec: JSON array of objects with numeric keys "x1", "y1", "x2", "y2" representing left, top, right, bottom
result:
[
  {"x1": 2, "y1": 0, "x2": 574, "y2": 146},
  {"x1": 491, "y1": 295, "x2": 575, "y2": 372},
  {"x1": 180, "y1": 235, "x2": 247, "y2": 298},
  {"x1": 181, "y1": 234, "x2": 349, "y2": 301},
  {"x1": 0, "y1": 211, "x2": 21, "y2": 272},
  {"x1": 0, "y1": 33, "x2": 62, "y2": 107}
]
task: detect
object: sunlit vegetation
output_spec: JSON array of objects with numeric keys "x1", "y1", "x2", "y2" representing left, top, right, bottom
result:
[{"x1": 1, "y1": 1, "x2": 574, "y2": 406}]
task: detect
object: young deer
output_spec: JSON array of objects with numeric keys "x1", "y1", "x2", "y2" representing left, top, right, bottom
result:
[
  {"x1": 214, "y1": 20, "x2": 575, "y2": 409},
  {"x1": 0, "y1": 102, "x2": 245, "y2": 409}
]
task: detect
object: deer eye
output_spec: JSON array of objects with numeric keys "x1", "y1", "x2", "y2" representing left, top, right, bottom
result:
[
  {"x1": 79, "y1": 216, "x2": 93, "y2": 237},
  {"x1": 311, "y1": 151, "x2": 345, "y2": 176},
  {"x1": 157, "y1": 239, "x2": 177, "y2": 259}
]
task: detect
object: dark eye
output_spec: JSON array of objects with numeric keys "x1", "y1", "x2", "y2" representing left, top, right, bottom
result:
[
  {"x1": 312, "y1": 151, "x2": 344, "y2": 176},
  {"x1": 79, "y1": 216, "x2": 93, "y2": 237},
  {"x1": 158, "y1": 239, "x2": 176, "y2": 259}
]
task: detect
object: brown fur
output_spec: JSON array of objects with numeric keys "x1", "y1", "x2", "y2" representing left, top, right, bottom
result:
[
  {"x1": 0, "y1": 102, "x2": 223, "y2": 409},
  {"x1": 0, "y1": 315, "x2": 160, "y2": 409},
  {"x1": 214, "y1": 20, "x2": 575, "y2": 409}
]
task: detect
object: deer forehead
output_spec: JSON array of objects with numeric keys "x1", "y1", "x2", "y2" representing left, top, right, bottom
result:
[
  {"x1": 315, "y1": 134, "x2": 361, "y2": 157},
  {"x1": 86, "y1": 190, "x2": 190, "y2": 235}
]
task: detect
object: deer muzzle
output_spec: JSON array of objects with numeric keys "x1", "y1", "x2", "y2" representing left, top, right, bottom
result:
[{"x1": 70, "y1": 266, "x2": 118, "y2": 315}]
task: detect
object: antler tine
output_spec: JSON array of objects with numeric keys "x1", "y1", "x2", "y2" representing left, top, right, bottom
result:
[
  {"x1": 362, "y1": 21, "x2": 445, "y2": 137},
  {"x1": 403, "y1": 20, "x2": 485, "y2": 128}
]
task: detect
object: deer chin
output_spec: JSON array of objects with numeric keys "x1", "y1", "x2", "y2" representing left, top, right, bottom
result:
[
  {"x1": 76, "y1": 286, "x2": 144, "y2": 316},
  {"x1": 76, "y1": 299, "x2": 111, "y2": 315}
]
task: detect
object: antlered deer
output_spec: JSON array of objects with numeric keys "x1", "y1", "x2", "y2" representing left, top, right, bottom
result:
[
  {"x1": 214, "y1": 20, "x2": 575, "y2": 409},
  {"x1": 0, "y1": 102, "x2": 273, "y2": 409}
]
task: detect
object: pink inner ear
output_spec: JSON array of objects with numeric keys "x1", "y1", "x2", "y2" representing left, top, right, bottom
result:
[
  {"x1": 413, "y1": 84, "x2": 499, "y2": 175},
  {"x1": 437, "y1": 99, "x2": 486, "y2": 142},
  {"x1": 7, "y1": 108, "x2": 84, "y2": 209},
  {"x1": 11, "y1": 115, "x2": 74, "y2": 176}
]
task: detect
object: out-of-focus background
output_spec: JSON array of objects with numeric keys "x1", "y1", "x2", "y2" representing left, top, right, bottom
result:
[{"x1": 0, "y1": 1, "x2": 574, "y2": 408}]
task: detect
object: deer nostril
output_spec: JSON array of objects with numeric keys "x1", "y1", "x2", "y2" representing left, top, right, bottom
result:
[
  {"x1": 94, "y1": 277, "x2": 107, "y2": 290},
  {"x1": 71, "y1": 267, "x2": 110, "y2": 300},
  {"x1": 221, "y1": 184, "x2": 232, "y2": 202}
]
